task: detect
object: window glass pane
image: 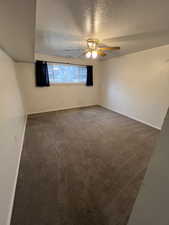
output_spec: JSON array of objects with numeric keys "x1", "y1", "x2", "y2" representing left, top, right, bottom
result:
[{"x1": 47, "y1": 63, "x2": 87, "y2": 84}]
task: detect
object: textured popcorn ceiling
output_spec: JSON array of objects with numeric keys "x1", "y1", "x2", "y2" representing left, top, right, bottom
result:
[{"x1": 36, "y1": 0, "x2": 169, "y2": 60}]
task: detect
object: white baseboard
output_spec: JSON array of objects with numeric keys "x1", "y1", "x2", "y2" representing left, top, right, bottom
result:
[
  {"x1": 29, "y1": 104, "x2": 161, "y2": 130},
  {"x1": 100, "y1": 104, "x2": 161, "y2": 130},
  {"x1": 7, "y1": 115, "x2": 27, "y2": 225},
  {"x1": 28, "y1": 104, "x2": 98, "y2": 115}
]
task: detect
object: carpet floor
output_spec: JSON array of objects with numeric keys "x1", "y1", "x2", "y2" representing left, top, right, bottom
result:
[{"x1": 11, "y1": 106, "x2": 159, "y2": 225}]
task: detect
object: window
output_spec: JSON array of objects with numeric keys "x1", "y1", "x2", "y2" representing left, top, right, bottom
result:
[{"x1": 47, "y1": 63, "x2": 87, "y2": 84}]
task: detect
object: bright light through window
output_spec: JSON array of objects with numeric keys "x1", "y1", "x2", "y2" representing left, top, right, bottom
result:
[{"x1": 47, "y1": 63, "x2": 87, "y2": 84}]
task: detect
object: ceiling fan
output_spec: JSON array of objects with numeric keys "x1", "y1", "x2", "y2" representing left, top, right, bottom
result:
[{"x1": 85, "y1": 39, "x2": 120, "y2": 59}]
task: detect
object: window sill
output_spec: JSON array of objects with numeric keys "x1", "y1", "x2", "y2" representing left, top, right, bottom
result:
[{"x1": 50, "y1": 82, "x2": 86, "y2": 86}]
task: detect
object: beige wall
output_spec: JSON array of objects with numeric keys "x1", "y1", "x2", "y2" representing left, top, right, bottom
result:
[
  {"x1": 127, "y1": 107, "x2": 169, "y2": 225},
  {"x1": 0, "y1": 48, "x2": 26, "y2": 225},
  {"x1": 99, "y1": 45, "x2": 169, "y2": 129},
  {"x1": 17, "y1": 55, "x2": 100, "y2": 114}
]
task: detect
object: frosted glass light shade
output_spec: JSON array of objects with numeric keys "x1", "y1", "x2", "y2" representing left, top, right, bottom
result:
[
  {"x1": 92, "y1": 50, "x2": 98, "y2": 58},
  {"x1": 86, "y1": 51, "x2": 91, "y2": 58}
]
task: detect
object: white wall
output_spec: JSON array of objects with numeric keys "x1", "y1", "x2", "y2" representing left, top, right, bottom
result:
[
  {"x1": 0, "y1": 48, "x2": 26, "y2": 225},
  {"x1": 99, "y1": 45, "x2": 169, "y2": 129},
  {"x1": 16, "y1": 55, "x2": 100, "y2": 114},
  {"x1": 127, "y1": 107, "x2": 169, "y2": 225}
]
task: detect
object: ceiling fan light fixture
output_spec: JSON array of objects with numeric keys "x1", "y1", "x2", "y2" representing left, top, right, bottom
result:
[
  {"x1": 88, "y1": 42, "x2": 93, "y2": 48},
  {"x1": 87, "y1": 39, "x2": 97, "y2": 49},
  {"x1": 92, "y1": 50, "x2": 98, "y2": 59},
  {"x1": 85, "y1": 51, "x2": 92, "y2": 58}
]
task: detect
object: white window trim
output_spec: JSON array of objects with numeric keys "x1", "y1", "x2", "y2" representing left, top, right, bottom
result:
[{"x1": 50, "y1": 82, "x2": 86, "y2": 86}]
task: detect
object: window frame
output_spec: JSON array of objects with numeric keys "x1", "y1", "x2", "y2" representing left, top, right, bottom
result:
[{"x1": 47, "y1": 62, "x2": 87, "y2": 85}]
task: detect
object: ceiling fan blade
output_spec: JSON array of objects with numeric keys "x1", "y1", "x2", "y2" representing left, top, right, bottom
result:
[
  {"x1": 77, "y1": 51, "x2": 86, "y2": 58},
  {"x1": 97, "y1": 50, "x2": 106, "y2": 56},
  {"x1": 98, "y1": 46, "x2": 120, "y2": 51}
]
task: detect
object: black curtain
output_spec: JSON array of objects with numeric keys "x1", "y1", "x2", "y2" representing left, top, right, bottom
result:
[
  {"x1": 86, "y1": 65, "x2": 93, "y2": 86},
  {"x1": 35, "y1": 60, "x2": 50, "y2": 87}
]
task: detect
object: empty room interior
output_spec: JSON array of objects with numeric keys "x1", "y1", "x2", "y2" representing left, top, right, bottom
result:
[{"x1": 1, "y1": 0, "x2": 169, "y2": 225}]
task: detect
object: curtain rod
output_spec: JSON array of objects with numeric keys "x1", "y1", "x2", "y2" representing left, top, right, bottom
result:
[{"x1": 35, "y1": 60, "x2": 91, "y2": 67}]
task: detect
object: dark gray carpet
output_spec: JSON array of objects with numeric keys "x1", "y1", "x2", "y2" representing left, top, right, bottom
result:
[{"x1": 11, "y1": 106, "x2": 159, "y2": 225}]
